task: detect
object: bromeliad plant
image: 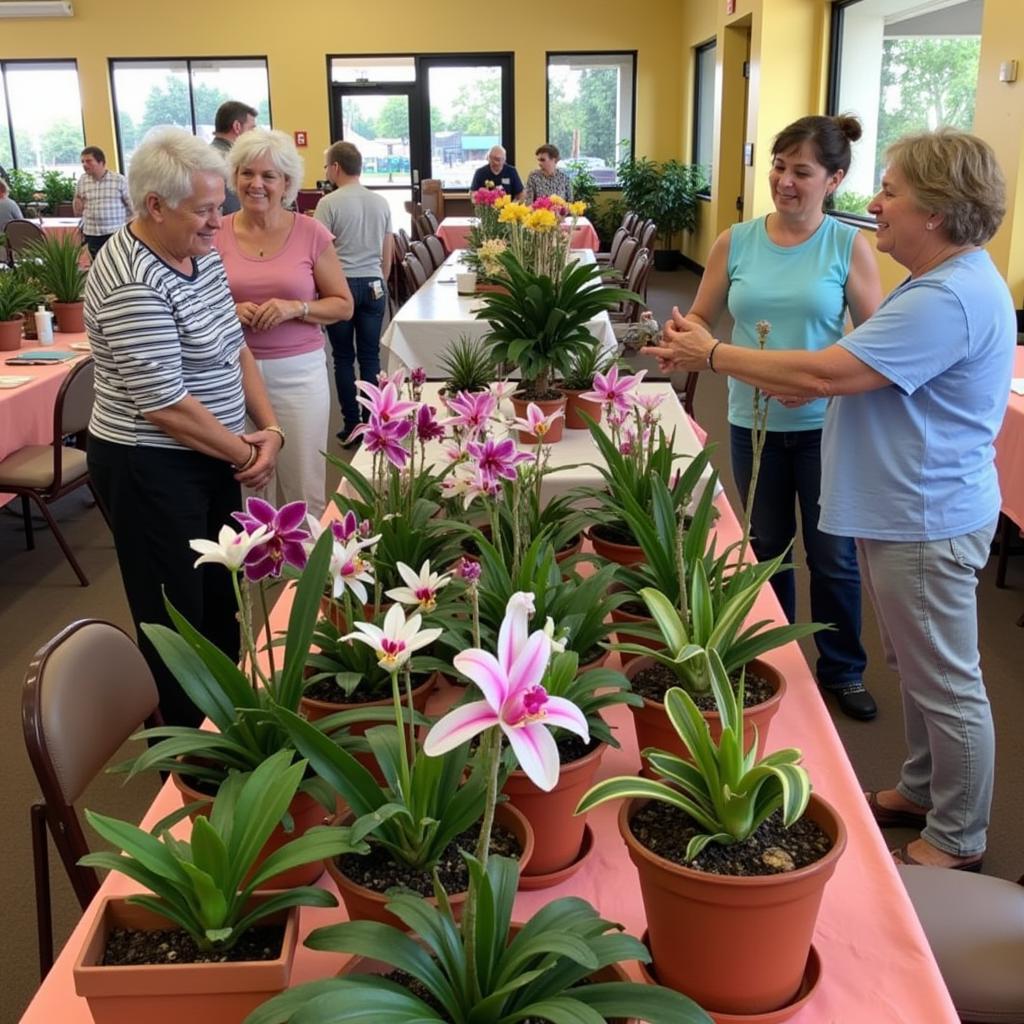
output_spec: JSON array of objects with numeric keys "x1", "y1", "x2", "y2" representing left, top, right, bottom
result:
[
  {"x1": 82, "y1": 751, "x2": 360, "y2": 952},
  {"x1": 246, "y1": 593, "x2": 711, "y2": 1024},
  {"x1": 438, "y1": 334, "x2": 498, "y2": 396},
  {"x1": 577, "y1": 648, "x2": 811, "y2": 861}
]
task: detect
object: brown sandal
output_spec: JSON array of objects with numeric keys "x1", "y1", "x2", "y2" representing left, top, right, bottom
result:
[
  {"x1": 891, "y1": 842, "x2": 984, "y2": 873},
  {"x1": 865, "y1": 790, "x2": 929, "y2": 828}
]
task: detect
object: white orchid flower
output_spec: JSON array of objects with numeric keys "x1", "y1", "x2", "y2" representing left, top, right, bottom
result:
[
  {"x1": 330, "y1": 539, "x2": 375, "y2": 603},
  {"x1": 343, "y1": 604, "x2": 442, "y2": 672},
  {"x1": 190, "y1": 524, "x2": 270, "y2": 571},
  {"x1": 386, "y1": 560, "x2": 452, "y2": 613},
  {"x1": 543, "y1": 616, "x2": 567, "y2": 654}
]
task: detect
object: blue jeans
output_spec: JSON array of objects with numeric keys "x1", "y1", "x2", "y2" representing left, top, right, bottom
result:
[
  {"x1": 730, "y1": 425, "x2": 866, "y2": 689},
  {"x1": 857, "y1": 522, "x2": 997, "y2": 856},
  {"x1": 326, "y1": 276, "x2": 385, "y2": 431}
]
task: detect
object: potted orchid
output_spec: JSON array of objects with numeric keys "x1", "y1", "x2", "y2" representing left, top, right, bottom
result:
[
  {"x1": 245, "y1": 595, "x2": 711, "y2": 1024},
  {"x1": 559, "y1": 342, "x2": 621, "y2": 429}
]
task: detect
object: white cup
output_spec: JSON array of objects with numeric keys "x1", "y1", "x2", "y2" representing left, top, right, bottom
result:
[{"x1": 456, "y1": 271, "x2": 477, "y2": 295}]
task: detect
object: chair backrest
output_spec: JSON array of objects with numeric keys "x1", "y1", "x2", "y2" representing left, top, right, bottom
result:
[
  {"x1": 679, "y1": 371, "x2": 699, "y2": 418},
  {"x1": 605, "y1": 226, "x2": 628, "y2": 263},
  {"x1": 622, "y1": 211, "x2": 639, "y2": 235},
  {"x1": 409, "y1": 239, "x2": 436, "y2": 274},
  {"x1": 611, "y1": 236, "x2": 639, "y2": 276},
  {"x1": 50, "y1": 357, "x2": 94, "y2": 493},
  {"x1": 623, "y1": 248, "x2": 652, "y2": 319},
  {"x1": 424, "y1": 234, "x2": 447, "y2": 269},
  {"x1": 393, "y1": 229, "x2": 411, "y2": 260},
  {"x1": 416, "y1": 213, "x2": 435, "y2": 240},
  {"x1": 637, "y1": 219, "x2": 657, "y2": 252},
  {"x1": 22, "y1": 619, "x2": 161, "y2": 909},
  {"x1": 295, "y1": 189, "x2": 325, "y2": 214},
  {"x1": 402, "y1": 252, "x2": 428, "y2": 293},
  {"x1": 423, "y1": 209, "x2": 440, "y2": 234},
  {"x1": 5, "y1": 219, "x2": 46, "y2": 262}
]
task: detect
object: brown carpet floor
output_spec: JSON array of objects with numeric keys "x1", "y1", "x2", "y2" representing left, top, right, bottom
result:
[{"x1": 3, "y1": 265, "x2": 1022, "y2": 1022}]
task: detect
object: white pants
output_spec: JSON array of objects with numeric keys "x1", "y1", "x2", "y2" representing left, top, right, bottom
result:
[{"x1": 251, "y1": 345, "x2": 330, "y2": 520}]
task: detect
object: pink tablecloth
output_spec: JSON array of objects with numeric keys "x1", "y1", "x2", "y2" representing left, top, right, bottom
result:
[
  {"x1": 18, "y1": 403, "x2": 957, "y2": 1024},
  {"x1": 1, "y1": 335, "x2": 89, "y2": 505},
  {"x1": 41, "y1": 217, "x2": 83, "y2": 241},
  {"x1": 437, "y1": 215, "x2": 601, "y2": 253},
  {"x1": 995, "y1": 348, "x2": 1024, "y2": 528}
]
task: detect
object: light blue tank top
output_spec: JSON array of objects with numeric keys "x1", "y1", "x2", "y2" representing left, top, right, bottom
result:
[{"x1": 726, "y1": 215, "x2": 857, "y2": 431}]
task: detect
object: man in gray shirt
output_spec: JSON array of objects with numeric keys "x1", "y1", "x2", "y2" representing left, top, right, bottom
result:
[
  {"x1": 209, "y1": 100, "x2": 257, "y2": 214},
  {"x1": 315, "y1": 141, "x2": 394, "y2": 446}
]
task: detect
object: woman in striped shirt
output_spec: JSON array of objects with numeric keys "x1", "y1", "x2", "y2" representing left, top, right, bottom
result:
[{"x1": 86, "y1": 126, "x2": 282, "y2": 729}]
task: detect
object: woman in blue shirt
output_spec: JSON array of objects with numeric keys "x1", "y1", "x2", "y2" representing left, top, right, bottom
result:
[
  {"x1": 651, "y1": 129, "x2": 1015, "y2": 871},
  {"x1": 682, "y1": 115, "x2": 882, "y2": 720}
]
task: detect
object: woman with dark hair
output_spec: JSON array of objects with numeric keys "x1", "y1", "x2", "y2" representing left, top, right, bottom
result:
[
  {"x1": 524, "y1": 143, "x2": 574, "y2": 203},
  {"x1": 679, "y1": 114, "x2": 883, "y2": 719},
  {"x1": 650, "y1": 129, "x2": 1015, "y2": 870}
]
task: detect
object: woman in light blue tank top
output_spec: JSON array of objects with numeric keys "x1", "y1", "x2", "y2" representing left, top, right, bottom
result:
[{"x1": 682, "y1": 115, "x2": 882, "y2": 720}]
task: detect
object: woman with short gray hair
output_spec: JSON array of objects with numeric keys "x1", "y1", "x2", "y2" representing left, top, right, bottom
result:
[
  {"x1": 216, "y1": 128, "x2": 352, "y2": 517},
  {"x1": 86, "y1": 125, "x2": 282, "y2": 729},
  {"x1": 647, "y1": 128, "x2": 1016, "y2": 872}
]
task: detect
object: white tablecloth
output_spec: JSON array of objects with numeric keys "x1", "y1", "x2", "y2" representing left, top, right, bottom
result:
[{"x1": 381, "y1": 250, "x2": 617, "y2": 378}]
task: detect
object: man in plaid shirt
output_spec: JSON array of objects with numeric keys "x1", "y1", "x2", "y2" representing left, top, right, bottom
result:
[{"x1": 74, "y1": 146, "x2": 133, "y2": 259}]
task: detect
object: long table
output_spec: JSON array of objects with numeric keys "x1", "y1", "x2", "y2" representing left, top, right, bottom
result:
[
  {"x1": 437, "y1": 215, "x2": 600, "y2": 253},
  {"x1": 380, "y1": 249, "x2": 617, "y2": 378},
  {"x1": 18, "y1": 391, "x2": 957, "y2": 1023}
]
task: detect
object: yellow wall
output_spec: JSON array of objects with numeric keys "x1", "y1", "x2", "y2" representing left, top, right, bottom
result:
[
  {"x1": 678, "y1": 0, "x2": 1024, "y2": 303},
  {"x1": 2, "y1": 0, "x2": 686, "y2": 182}
]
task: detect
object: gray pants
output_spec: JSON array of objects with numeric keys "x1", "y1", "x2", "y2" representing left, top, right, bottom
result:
[{"x1": 857, "y1": 520, "x2": 997, "y2": 857}]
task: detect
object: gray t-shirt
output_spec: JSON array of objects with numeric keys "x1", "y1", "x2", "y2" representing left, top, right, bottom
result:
[
  {"x1": 314, "y1": 183, "x2": 392, "y2": 278},
  {"x1": 0, "y1": 196, "x2": 23, "y2": 233},
  {"x1": 210, "y1": 137, "x2": 240, "y2": 215}
]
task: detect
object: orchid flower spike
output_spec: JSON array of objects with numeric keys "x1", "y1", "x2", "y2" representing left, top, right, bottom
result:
[{"x1": 423, "y1": 592, "x2": 588, "y2": 791}]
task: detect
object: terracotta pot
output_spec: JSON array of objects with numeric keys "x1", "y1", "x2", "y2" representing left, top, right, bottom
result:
[
  {"x1": 510, "y1": 389, "x2": 566, "y2": 444},
  {"x1": 172, "y1": 774, "x2": 328, "y2": 889},
  {"x1": 503, "y1": 741, "x2": 607, "y2": 880},
  {"x1": 554, "y1": 531, "x2": 584, "y2": 564},
  {"x1": 72, "y1": 893, "x2": 299, "y2": 1024},
  {"x1": 326, "y1": 801, "x2": 534, "y2": 930},
  {"x1": 475, "y1": 281, "x2": 509, "y2": 295},
  {"x1": 0, "y1": 315, "x2": 24, "y2": 351},
  {"x1": 585, "y1": 524, "x2": 644, "y2": 566},
  {"x1": 317, "y1": 595, "x2": 384, "y2": 632},
  {"x1": 53, "y1": 300, "x2": 85, "y2": 333},
  {"x1": 577, "y1": 647, "x2": 611, "y2": 674},
  {"x1": 620, "y1": 794, "x2": 846, "y2": 1016},
  {"x1": 626, "y1": 656, "x2": 786, "y2": 766},
  {"x1": 562, "y1": 388, "x2": 603, "y2": 429}
]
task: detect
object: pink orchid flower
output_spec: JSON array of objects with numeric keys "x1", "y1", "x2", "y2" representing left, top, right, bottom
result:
[
  {"x1": 414, "y1": 403, "x2": 449, "y2": 443},
  {"x1": 354, "y1": 415, "x2": 414, "y2": 469},
  {"x1": 465, "y1": 437, "x2": 531, "y2": 485},
  {"x1": 581, "y1": 365, "x2": 647, "y2": 414},
  {"x1": 423, "y1": 592, "x2": 588, "y2": 791},
  {"x1": 356, "y1": 379, "x2": 418, "y2": 424},
  {"x1": 511, "y1": 401, "x2": 563, "y2": 441},
  {"x1": 232, "y1": 498, "x2": 310, "y2": 581},
  {"x1": 446, "y1": 389, "x2": 498, "y2": 436}
]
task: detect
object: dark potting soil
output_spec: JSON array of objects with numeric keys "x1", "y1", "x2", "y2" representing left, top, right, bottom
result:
[
  {"x1": 630, "y1": 661, "x2": 775, "y2": 711},
  {"x1": 336, "y1": 820, "x2": 522, "y2": 897},
  {"x1": 630, "y1": 802, "x2": 832, "y2": 876},
  {"x1": 101, "y1": 924, "x2": 284, "y2": 966},
  {"x1": 590, "y1": 521, "x2": 639, "y2": 547},
  {"x1": 555, "y1": 732, "x2": 601, "y2": 765},
  {"x1": 517, "y1": 388, "x2": 563, "y2": 403},
  {"x1": 303, "y1": 675, "x2": 428, "y2": 705}
]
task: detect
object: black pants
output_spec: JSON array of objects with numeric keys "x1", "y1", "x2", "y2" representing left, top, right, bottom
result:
[
  {"x1": 83, "y1": 233, "x2": 112, "y2": 259},
  {"x1": 88, "y1": 436, "x2": 241, "y2": 728}
]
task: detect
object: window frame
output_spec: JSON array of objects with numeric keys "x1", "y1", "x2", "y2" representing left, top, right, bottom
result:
[
  {"x1": 692, "y1": 38, "x2": 716, "y2": 198},
  {"x1": 325, "y1": 51, "x2": 515, "y2": 193},
  {"x1": 0, "y1": 58, "x2": 85, "y2": 172},
  {"x1": 108, "y1": 55, "x2": 273, "y2": 168},
  {"x1": 544, "y1": 50, "x2": 637, "y2": 191}
]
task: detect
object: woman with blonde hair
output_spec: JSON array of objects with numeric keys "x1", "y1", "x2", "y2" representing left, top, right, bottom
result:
[{"x1": 217, "y1": 128, "x2": 353, "y2": 517}]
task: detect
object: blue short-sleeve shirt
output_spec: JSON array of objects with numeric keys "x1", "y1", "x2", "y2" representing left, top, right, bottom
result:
[
  {"x1": 819, "y1": 249, "x2": 1015, "y2": 541},
  {"x1": 470, "y1": 164, "x2": 523, "y2": 197}
]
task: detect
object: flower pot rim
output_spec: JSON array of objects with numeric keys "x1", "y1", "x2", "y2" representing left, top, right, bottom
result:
[
  {"x1": 300, "y1": 668, "x2": 437, "y2": 715},
  {"x1": 507, "y1": 738, "x2": 607, "y2": 782},
  {"x1": 517, "y1": 822, "x2": 596, "y2": 890},
  {"x1": 619, "y1": 793, "x2": 848, "y2": 889}
]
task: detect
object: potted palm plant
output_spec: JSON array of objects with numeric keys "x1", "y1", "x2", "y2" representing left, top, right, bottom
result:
[
  {"x1": 0, "y1": 269, "x2": 39, "y2": 350},
  {"x1": 577, "y1": 648, "x2": 846, "y2": 1017},
  {"x1": 23, "y1": 233, "x2": 88, "y2": 332},
  {"x1": 437, "y1": 333, "x2": 497, "y2": 401},
  {"x1": 73, "y1": 750, "x2": 360, "y2": 1024}
]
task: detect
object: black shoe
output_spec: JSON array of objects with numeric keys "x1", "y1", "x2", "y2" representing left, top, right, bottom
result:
[
  {"x1": 337, "y1": 425, "x2": 362, "y2": 449},
  {"x1": 834, "y1": 684, "x2": 878, "y2": 721}
]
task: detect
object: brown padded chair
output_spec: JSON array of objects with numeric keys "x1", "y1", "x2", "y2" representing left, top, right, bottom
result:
[
  {"x1": 22, "y1": 619, "x2": 162, "y2": 978},
  {"x1": 422, "y1": 209, "x2": 440, "y2": 235},
  {"x1": 0, "y1": 357, "x2": 99, "y2": 586},
  {"x1": 596, "y1": 226, "x2": 629, "y2": 267},
  {"x1": 402, "y1": 252, "x2": 428, "y2": 294},
  {"x1": 636, "y1": 218, "x2": 657, "y2": 253},
  {"x1": 609, "y1": 248, "x2": 652, "y2": 324},
  {"x1": 5, "y1": 218, "x2": 46, "y2": 266},
  {"x1": 424, "y1": 233, "x2": 448, "y2": 267},
  {"x1": 898, "y1": 864, "x2": 1024, "y2": 1023}
]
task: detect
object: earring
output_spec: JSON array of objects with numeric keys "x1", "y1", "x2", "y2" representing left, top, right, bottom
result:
[{"x1": 926, "y1": 222, "x2": 935, "y2": 230}]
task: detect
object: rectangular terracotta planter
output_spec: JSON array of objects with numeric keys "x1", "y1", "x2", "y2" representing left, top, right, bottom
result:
[{"x1": 73, "y1": 894, "x2": 299, "y2": 1024}]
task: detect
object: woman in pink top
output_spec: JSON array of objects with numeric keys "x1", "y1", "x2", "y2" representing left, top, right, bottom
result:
[{"x1": 217, "y1": 128, "x2": 353, "y2": 516}]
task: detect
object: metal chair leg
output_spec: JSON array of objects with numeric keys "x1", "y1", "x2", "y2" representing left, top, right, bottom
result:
[
  {"x1": 31, "y1": 804, "x2": 54, "y2": 980},
  {"x1": 32, "y1": 495, "x2": 89, "y2": 586},
  {"x1": 21, "y1": 494, "x2": 35, "y2": 550}
]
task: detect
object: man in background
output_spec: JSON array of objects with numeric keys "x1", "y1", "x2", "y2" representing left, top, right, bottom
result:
[
  {"x1": 315, "y1": 140, "x2": 393, "y2": 447},
  {"x1": 73, "y1": 146, "x2": 132, "y2": 259},
  {"x1": 469, "y1": 145, "x2": 524, "y2": 198},
  {"x1": 209, "y1": 100, "x2": 257, "y2": 213}
]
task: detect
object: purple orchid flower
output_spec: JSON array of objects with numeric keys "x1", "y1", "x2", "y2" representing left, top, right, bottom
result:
[
  {"x1": 447, "y1": 389, "x2": 497, "y2": 436},
  {"x1": 414, "y1": 403, "x2": 448, "y2": 443},
  {"x1": 357, "y1": 414, "x2": 414, "y2": 469},
  {"x1": 466, "y1": 436, "x2": 532, "y2": 484},
  {"x1": 356, "y1": 379, "x2": 418, "y2": 425},
  {"x1": 232, "y1": 497, "x2": 311, "y2": 581},
  {"x1": 581, "y1": 365, "x2": 647, "y2": 414}
]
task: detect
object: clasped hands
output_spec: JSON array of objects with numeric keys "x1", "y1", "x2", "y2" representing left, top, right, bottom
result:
[
  {"x1": 236, "y1": 298, "x2": 303, "y2": 332},
  {"x1": 233, "y1": 428, "x2": 282, "y2": 489}
]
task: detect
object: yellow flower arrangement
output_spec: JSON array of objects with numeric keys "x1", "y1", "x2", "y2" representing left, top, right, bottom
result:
[{"x1": 525, "y1": 208, "x2": 558, "y2": 232}]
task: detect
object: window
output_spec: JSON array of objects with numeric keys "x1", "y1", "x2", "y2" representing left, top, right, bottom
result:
[
  {"x1": 546, "y1": 52, "x2": 636, "y2": 187},
  {"x1": 693, "y1": 40, "x2": 716, "y2": 193},
  {"x1": 828, "y1": 0, "x2": 982, "y2": 216},
  {"x1": 110, "y1": 58, "x2": 271, "y2": 165},
  {"x1": 0, "y1": 61, "x2": 85, "y2": 176}
]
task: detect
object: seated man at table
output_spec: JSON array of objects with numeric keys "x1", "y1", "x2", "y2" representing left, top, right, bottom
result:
[
  {"x1": 0, "y1": 177, "x2": 23, "y2": 233},
  {"x1": 469, "y1": 145, "x2": 524, "y2": 199}
]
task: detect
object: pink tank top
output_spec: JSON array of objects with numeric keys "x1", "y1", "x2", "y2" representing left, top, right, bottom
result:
[{"x1": 216, "y1": 213, "x2": 333, "y2": 360}]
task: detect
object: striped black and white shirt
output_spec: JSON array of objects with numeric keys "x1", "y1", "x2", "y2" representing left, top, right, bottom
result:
[{"x1": 86, "y1": 225, "x2": 247, "y2": 449}]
